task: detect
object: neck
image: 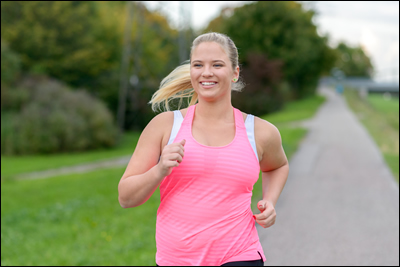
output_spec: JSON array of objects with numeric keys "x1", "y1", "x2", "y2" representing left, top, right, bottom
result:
[{"x1": 194, "y1": 98, "x2": 234, "y2": 123}]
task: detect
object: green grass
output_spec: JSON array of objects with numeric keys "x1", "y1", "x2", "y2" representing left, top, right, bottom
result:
[
  {"x1": 1, "y1": 94, "x2": 326, "y2": 266},
  {"x1": 368, "y1": 94, "x2": 399, "y2": 130},
  {"x1": 262, "y1": 95, "x2": 326, "y2": 125},
  {"x1": 1, "y1": 131, "x2": 140, "y2": 179},
  {"x1": 344, "y1": 89, "x2": 399, "y2": 183},
  {"x1": 1, "y1": 168, "x2": 160, "y2": 266}
]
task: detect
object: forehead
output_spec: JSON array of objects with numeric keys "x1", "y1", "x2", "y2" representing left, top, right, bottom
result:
[{"x1": 191, "y1": 42, "x2": 229, "y2": 61}]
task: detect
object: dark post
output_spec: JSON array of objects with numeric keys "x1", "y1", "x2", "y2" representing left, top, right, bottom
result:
[{"x1": 118, "y1": 1, "x2": 134, "y2": 133}]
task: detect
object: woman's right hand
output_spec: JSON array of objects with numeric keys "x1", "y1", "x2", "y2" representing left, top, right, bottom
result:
[{"x1": 156, "y1": 139, "x2": 186, "y2": 178}]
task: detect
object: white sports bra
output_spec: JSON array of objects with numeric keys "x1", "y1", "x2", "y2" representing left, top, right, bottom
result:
[{"x1": 167, "y1": 110, "x2": 259, "y2": 162}]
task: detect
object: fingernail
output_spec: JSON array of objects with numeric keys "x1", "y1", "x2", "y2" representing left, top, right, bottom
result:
[{"x1": 253, "y1": 215, "x2": 256, "y2": 219}]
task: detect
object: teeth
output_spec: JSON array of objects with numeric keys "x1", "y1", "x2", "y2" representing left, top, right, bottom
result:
[{"x1": 202, "y1": 82, "x2": 216, "y2": 86}]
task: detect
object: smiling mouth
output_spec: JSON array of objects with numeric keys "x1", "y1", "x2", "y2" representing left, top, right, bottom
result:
[{"x1": 200, "y1": 82, "x2": 218, "y2": 86}]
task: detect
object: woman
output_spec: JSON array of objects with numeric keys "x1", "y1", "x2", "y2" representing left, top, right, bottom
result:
[{"x1": 118, "y1": 32, "x2": 289, "y2": 266}]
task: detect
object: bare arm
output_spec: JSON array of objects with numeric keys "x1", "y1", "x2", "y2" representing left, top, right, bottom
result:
[
  {"x1": 253, "y1": 117, "x2": 289, "y2": 228},
  {"x1": 118, "y1": 112, "x2": 185, "y2": 208}
]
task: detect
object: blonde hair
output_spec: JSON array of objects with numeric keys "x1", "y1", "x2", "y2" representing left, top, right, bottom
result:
[{"x1": 149, "y1": 32, "x2": 244, "y2": 112}]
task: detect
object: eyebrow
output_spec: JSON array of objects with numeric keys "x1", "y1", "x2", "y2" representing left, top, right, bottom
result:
[{"x1": 192, "y1": 60, "x2": 226, "y2": 64}]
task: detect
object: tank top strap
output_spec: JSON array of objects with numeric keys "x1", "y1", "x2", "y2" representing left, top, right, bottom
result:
[
  {"x1": 233, "y1": 107, "x2": 246, "y2": 130},
  {"x1": 181, "y1": 104, "x2": 196, "y2": 127}
]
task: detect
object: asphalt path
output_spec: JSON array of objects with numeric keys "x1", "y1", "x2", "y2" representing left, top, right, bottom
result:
[{"x1": 258, "y1": 86, "x2": 399, "y2": 266}]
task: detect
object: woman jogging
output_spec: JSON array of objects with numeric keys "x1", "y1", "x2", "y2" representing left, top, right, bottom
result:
[{"x1": 118, "y1": 32, "x2": 289, "y2": 266}]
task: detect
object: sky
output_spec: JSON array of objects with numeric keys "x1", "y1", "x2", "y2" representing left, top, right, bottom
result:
[{"x1": 142, "y1": 1, "x2": 399, "y2": 83}]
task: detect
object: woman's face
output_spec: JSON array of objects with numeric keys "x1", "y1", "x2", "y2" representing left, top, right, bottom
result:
[{"x1": 190, "y1": 42, "x2": 239, "y2": 102}]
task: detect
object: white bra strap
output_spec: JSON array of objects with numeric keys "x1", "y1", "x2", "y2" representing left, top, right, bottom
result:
[
  {"x1": 245, "y1": 114, "x2": 259, "y2": 162},
  {"x1": 167, "y1": 110, "x2": 184, "y2": 145}
]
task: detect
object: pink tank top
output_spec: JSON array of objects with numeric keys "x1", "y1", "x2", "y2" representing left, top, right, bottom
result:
[{"x1": 156, "y1": 104, "x2": 266, "y2": 266}]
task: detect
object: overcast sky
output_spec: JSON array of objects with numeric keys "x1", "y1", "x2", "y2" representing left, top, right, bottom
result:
[{"x1": 142, "y1": 1, "x2": 399, "y2": 83}]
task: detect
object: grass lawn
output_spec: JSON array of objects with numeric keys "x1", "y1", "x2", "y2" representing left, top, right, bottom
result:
[
  {"x1": 1, "y1": 131, "x2": 141, "y2": 179},
  {"x1": 1, "y1": 167, "x2": 159, "y2": 266},
  {"x1": 343, "y1": 89, "x2": 399, "y2": 183},
  {"x1": 1, "y1": 94, "x2": 326, "y2": 266}
]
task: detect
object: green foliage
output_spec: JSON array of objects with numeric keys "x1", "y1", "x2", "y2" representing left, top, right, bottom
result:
[
  {"x1": 204, "y1": 1, "x2": 336, "y2": 108},
  {"x1": 120, "y1": 3, "x2": 182, "y2": 129},
  {"x1": 334, "y1": 42, "x2": 373, "y2": 77},
  {"x1": 1, "y1": 75, "x2": 119, "y2": 155},
  {"x1": 231, "y1": 53, "x2": 287, "y2": 115},
  {"x1": 1, "y1": 1, "x2": 183, "y2": 130},
  {"x1": 1, "y1": 1, "x2": 115, "y2": 84},
  {"x1": 1, "y1": 39, "x2": 21, "y2": 87},
  {"x1": 1, "y1": 1, "x2": 125, "y2": 128}
]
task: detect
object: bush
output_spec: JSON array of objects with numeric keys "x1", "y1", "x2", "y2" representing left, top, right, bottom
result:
[
  {"x1": 1, "y1": 76, "x2": 119, "y2": 155},
  {"x1": 1, "y1": 39, "x2": 21, "y2": 86},
  {"x1": 232, "y1": 53, "x2": 287, "y2": 116}
]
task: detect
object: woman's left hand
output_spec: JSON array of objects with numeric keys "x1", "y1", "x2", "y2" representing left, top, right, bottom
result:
[{"x1": 253, "y1": 200, "x2": 276, "y2": 228}]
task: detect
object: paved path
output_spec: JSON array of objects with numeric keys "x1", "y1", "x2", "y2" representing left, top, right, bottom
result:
[
  {"x1": 14, "y1": 156, "x2": 130, "y2": 180},
  {"x1": 258, "y1": 86, "x2": 399, "y2": 266}
]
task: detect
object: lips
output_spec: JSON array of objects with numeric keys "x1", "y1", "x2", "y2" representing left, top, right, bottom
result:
[
  {"x1": 200, "y1": 82, "x2": 217, "y2": 89},
  {"x1": 200, "y1": 81, "x2": 218, "y2": 86}
]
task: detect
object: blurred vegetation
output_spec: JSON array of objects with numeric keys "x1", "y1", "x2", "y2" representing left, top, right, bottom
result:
[
  {"x1": 1, "y1": 1, "x2": 184, "y2": 131},
  {"x1": 1, "y1": 1, "x2": 374, "y2": 155},
  {"x1": 344, "y1": 90, "x2": 399, "y2": 183},
  {"x1": 1, "y1": 39, "x2": 21, "y2": 87},
  {"x1": 334, "y1": 42, "x2": 373, "y2": 78},
  {"x1": 204, "y1": 2, "x2": 336, "y2": 115},
  {"x1": 1, "y1": 75, "x2": 118, "y2": 155}
]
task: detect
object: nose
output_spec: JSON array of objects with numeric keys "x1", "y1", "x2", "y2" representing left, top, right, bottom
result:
[{"x1": 202, "y1": 66, "x2": 213, "y2": 77}]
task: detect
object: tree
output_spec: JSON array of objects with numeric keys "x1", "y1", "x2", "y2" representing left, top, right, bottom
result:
[
  {"x1": 333, "y1": 42, "x2": 373, "y2": 77},
  {"x1": 1, "y1": 1, "x2": 184, "y2": 130},
  {"x1": 204, "y1": 1, "x2": 337, "y2": 102},
  {"x1": 1, "y1": 2, "x2": 116, "y2": 85}
]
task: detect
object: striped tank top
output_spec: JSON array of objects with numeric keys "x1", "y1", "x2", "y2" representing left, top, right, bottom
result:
[{"x1": 156, "y1": 104, "x2": 266, "y2": 266}]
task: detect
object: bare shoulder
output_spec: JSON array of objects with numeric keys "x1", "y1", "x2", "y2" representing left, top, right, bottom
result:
[
  {"x1": 120, "y1": 111, "x2": 174, "y2": 180},
  {"x1": 149, "y1": 110, "x2": 174, "y2": 127},
  {"x1": 146, "y1": 111, "x2": 175, "y2": 150},
  {"x1": 254, "y1": 116, "x2": 282, "y2": 146},
  {"x1": 254, "y1": 116, "x2": 285, "y2": 166}
]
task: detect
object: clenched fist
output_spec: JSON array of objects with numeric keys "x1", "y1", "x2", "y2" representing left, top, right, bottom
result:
[
  {"x1": 253, "y1": 200, "x2": 276, "y2": 228},
  {"x1": 156, "y1": 139, "x2": 186, "y2": 178}
]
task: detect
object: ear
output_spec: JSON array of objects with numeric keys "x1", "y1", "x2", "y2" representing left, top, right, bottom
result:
[{"x1": 234, "y1": 65, "x2": 240, "y2": 80}]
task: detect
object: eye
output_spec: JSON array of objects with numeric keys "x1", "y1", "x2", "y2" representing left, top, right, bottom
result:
[
  {"x1": 214, "y1": 64, "x2": 223, "y2": 67},
  {"x1": 193, "y1": 64, "x2": 202, "y2": 67}
]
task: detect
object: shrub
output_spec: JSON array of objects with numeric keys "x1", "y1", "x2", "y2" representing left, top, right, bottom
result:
[
  {"x1": 1, "y1": 39, "x2": 21, "y2": 86},
  {"x1": 232, "y1": 53, "x2": 286, "y2": 116},
  {"x1": 1, "y1": 76, "x2": 119, "y2": 155}
]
